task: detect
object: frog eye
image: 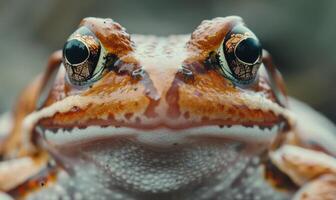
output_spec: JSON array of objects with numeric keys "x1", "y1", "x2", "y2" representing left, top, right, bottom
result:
[
  {"x1": 217, "y1": 25, "x2": 262, "y2": 84},
  {"x1": 63, "y1": 27, "x2": 106, "y2": 86}
]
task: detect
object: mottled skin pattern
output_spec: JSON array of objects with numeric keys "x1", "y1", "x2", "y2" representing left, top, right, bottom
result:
[{"x1": 0, "y1": 16, "x2": 335, "y2": 200}]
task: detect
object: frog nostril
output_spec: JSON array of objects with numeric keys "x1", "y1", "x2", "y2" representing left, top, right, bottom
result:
[
  {"x1": 177, "y1": 66, "x2": 194, "y2": 81},
  {"x1": 180, "y1": 66, "x2": 193, "y2": 76},
  {"x1": 132, "y1": 68, "x2": 145, "y2": 79}
]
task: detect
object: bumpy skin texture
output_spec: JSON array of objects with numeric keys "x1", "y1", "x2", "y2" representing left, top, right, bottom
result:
[{"x1": 0, "y1": 17, "x2": 335, "y2": 200}]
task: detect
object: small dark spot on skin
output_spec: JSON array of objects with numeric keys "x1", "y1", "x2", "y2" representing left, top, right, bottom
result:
[
  {"x1": 134, "y1": 87, "x2": 138, "y2": 91},
  {"x1": 173, "y1": 143, "x2": 178, "y2": 146},
  {"x1": 40, "y1": 181, "x2": 46, "y2": 187},
  {"x1": 219, "y1": 125, "x2": 224, "y2": 128}
]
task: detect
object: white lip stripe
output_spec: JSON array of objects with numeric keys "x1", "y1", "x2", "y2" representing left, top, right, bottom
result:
[{"x1": 43, "y1": 124, "x2": 280, "y2": 147}]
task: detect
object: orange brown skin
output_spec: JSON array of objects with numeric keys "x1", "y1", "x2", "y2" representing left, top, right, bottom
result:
[{"x1": 0, "y1": 16, "x2": 335, "y2": 200}]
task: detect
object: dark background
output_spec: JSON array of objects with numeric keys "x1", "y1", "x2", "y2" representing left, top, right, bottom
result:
[{"x1": 0, "y1": 0, "x2": 335, "y2": 123}]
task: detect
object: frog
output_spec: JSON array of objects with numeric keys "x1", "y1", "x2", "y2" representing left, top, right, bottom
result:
[{"x1": 0, "y1": 16, "x2": 335, "y2": 200}]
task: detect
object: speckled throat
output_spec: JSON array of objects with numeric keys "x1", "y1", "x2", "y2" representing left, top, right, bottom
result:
[{"x1": 25, "y1": 138, "x2": 289, "y2": 200}]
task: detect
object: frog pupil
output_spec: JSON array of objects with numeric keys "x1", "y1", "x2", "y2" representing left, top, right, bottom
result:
[
  {"x1": 63, "y1": 39, "x2": 89, "y2": 65},
  {"x1": 235, "y1": 37, "x2": 261, "y2": 64}
]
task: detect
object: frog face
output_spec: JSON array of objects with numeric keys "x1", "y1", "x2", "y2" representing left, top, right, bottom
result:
[{"x1": 29, "y1": 16, "x2": 291, "y2": 193}]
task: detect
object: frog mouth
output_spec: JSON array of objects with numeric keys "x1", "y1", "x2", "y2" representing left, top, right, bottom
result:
[{"x1": 40, "y1": 123, "x2": 284, "y2": 148}]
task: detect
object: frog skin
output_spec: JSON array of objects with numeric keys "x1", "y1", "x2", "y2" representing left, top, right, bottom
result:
[{"x1": 0, "y1": 16, "x2": 336, "y2": 200}]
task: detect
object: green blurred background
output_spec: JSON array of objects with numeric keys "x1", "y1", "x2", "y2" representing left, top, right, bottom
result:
[{"x1": 0, "y1": 0, "x2": 335, "y2": 122}]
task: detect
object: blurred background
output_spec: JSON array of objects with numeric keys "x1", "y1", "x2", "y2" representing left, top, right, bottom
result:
[{"x1": 0, "y1": 0, "x2": 335, "y2": 122}]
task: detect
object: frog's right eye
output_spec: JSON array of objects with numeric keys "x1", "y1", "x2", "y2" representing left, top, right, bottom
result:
[{"x1": 62, "y1": 27, "x2": 106, "y2": 86}]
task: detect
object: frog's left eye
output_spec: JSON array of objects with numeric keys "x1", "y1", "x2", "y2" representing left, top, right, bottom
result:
[
  {"x1": 63, "y1": 27, "x2": 106, "y2": 86},
  {"x1": 217, "y1": 25, "x2": 262, "y2": 84}
]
